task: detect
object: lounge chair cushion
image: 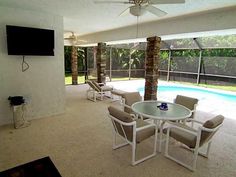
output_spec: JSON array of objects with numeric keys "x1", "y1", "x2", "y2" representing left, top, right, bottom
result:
[
  {"x1": 111, "y1": 89, "x2": 127, "y2": 97},
  {"x1": 136, "y1": 119, "x2": 155, "y2": 143},
  {"x1": 203, "y1": 115, "x2": 224, "y2": 128},
  {"x1": 108, "y1": 106, "x2": 133, "y2": 123},
  {"x1": 200, "y1": 115, "x2": 224, "y2": 145},
  {"x1": 164, "y1": 115, "x2": 224, "y2": 148},
  {"x1": 175, "y1": 95, "x2": 198, "y2": 118},
  {"x1": 108, "y1": 106, "x2": 134, "y2": 141},
  {"x1": 108, "y1": 106, "x2": 155, "y2": 142},
  {"x1": 87, "y1": 80, "x2": 100, "y2": 92},
  {"x1": 101, "y1": 85, "x2": 113, "y2": 91},
  {"x1": 123, "y1": 92, "x2": 142, "y2": 114},
  {"x1": 163, "y1": 123, "x2": 197, "y2": 148},
  {"x1": 91, "y1": 81, "x2": 102, "y2": 92},
  {"x1": 175, "y1": 95, "x2": 198, "y2": 110}
]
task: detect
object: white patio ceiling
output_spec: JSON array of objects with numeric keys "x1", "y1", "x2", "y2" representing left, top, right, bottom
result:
[{"x1": 1, "y1": 0, "x2": 236, "y2": 45}]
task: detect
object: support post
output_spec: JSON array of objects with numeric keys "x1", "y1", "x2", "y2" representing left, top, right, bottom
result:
[
  {"x1": 96, "y1": 42, "x2": 107, "y2": 83},
  {"x1": 144, "y1": 36, "x2": 161, "y2": 100},
  {"x1": 71, "y1": 46, "x2": 78, "y2": 85},
  {"x1": 84, "y1": 47, "x2": 88, "y2": 82},
  {"x1": 193, "y1": 38, "x2": 203, "y2": 85},
  {"x1": 167, "y1": 50, "x2": 171, "y2": 81},
  {"x1": 129, "y1": 49, "x2": 131, "y2": 80},
  {"x1": 197, "y1": 50, "x2": 202, "y2": 84},
  {"x1": 109, "y1": 47, "x2": 112, "y2": 81}
]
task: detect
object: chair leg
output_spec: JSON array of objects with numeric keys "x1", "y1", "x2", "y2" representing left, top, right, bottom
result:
[
  {"x1": 158, "y1": 121, "x2": 165, "y2": 152},
  {"x1": 112, "y1": 132, "x2": 129, "y2": 150},
  {"x1": 131, "y1": 142, "x2": 157, "y2": 166},
  {"x1": 131, "y1": 142, "x2": 136, "y2": 165},
  {"x1": 92, "y1": 92, "x2": 96, "y2": 102},
  {"x1": 192, "y1": 147, "x2": 199, "y2": 171},
  {"x1": 205, "y1": 141, "x2": 212, "y2": 158},
  {"x1": 132, "y1": 130, "x2": 157, "y2": 166},
  {"x1": 164, "y1": 129, "x2": 198, "y2": 171},
  {"x1": 164, "y1": 128, "x2": 170, "y2": 156},
  {"x1": 112, "y1": 129, "x2": 117, "y2": 149},
  {"x1": 87, "y1": 90, "x2": 97, "y2": 102},
  {"x1": 154, "y1": 126, "x2": 158, "y2": 153},
  {"x1": 100, "y1": 93, "x2": 103, "y2": 100},
  {"x1": 198, "y1": 141, "x2": 212, "y2": 158}
]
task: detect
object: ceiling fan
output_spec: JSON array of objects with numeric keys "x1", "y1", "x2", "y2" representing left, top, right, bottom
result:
[
  {"x1": 64, "y1": 32, "x2": 86, "y2": 45},
  {"x1": 94, "y1": 0, "x2": 185, "y2": 17}
]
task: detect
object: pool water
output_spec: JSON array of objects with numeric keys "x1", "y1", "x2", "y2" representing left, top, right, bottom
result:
[{"x1": 137, "y1": 85, "x2": 236, "y2": 103}]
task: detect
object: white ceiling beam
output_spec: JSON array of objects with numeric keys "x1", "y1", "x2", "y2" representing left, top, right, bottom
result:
[{"x1": 77, "y1": 6, "x2": 236, "y2": 45}]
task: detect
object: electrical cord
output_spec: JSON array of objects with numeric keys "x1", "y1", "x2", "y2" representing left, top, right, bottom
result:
[{"x1": 22, "y1": 55, "x2": 29, "y2": 72}]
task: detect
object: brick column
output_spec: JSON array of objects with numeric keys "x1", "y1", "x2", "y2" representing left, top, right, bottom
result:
[
  {"x1": 144, "y1": 36, "x2": 161, "y2": 100},
  {"x1": 71, "y1": 46, "x2": 78, "y2": 85},
  {"x1": 96, "y1": 43, "x2": 107, "y2": 83}
]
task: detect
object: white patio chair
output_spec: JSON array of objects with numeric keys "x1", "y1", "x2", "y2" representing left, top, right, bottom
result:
[
  {"x1": 164, "y1": 115, "x2": 224, "y2": 171},
  {"x1": 108, "y1": 106, "x2": 157, "y2": 165},
  {"x1": 174, "y1": 95, "x2": 198, "y2": 125},
  {"x1": 121, "y1": 92, "x2": 143, "y2": 119},
  {"x1": 86, "y1": 80, "x2": 113, "y2": 102}
]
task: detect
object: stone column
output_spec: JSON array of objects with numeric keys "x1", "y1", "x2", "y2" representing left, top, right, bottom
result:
[
  {"x1": 71, "y1": 46, "x2": 78, "y2": 85},
  {"x1": 96, "y1": 43, "x2": 107, "y2": 83},
  {"x1": 144, "y1": 36, "x2": 161, "y2": 100}
]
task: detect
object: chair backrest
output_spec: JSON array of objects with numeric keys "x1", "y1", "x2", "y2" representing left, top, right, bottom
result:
[
  {"x1": 91, "y1": 81, "x2": 102, "y2": 92},
  {"x1": 200, "y1": 115, "x2": 224, "y2": 146},
  {"x1": 123, "y1": 92, "x2": 142, "y2": 113},
  {"x1": 175, "y1": 95, "x2": 198, "y2": 110},
  {"x1": 87, "y1": 80, "x2": 100, "y2": 92},
  {"x1": 108, "y1": 106, "x2": 134, "y2": 142}
]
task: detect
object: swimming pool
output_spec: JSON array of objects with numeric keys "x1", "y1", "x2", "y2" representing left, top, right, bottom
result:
[{"x1": 137, "y1": 85, "x2": 236, "y2": 103}]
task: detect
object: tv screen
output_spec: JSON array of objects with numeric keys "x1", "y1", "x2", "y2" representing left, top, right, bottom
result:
[{"x1": 6, "y1": 25, "x2": 54, "y2": 56}]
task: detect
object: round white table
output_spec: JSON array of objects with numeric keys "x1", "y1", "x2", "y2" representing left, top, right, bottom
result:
[
  {"x1": 132, "y1": 100, "x2": 191, "y2": 152},
  {"x1": 132, "y1": 100, "x2": 191, "y2": 121}
]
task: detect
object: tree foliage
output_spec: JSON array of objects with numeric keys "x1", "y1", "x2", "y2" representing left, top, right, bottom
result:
[
  {"x1": 64, "y1": 46, "x2": 85, "y2": 72},
  {"x1": 64, "y1": 35, "x2": 236, "y2": 78}
]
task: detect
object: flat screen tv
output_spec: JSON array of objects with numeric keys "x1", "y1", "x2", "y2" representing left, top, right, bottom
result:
[{"x1": 6, "y1": 25, "x2": 54, "y2": 56}]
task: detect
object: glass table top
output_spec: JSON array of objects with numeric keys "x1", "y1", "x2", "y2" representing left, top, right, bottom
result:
[{"x1": 131, "y1": 100, "x2": 191, "y2": 121}]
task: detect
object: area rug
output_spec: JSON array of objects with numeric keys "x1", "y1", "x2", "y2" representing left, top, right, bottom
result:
[{"x1": 0, "y1": 157, "x2": 62, "y2": 177}]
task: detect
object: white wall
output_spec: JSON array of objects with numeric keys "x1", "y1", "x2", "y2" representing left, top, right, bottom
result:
[
  {"x1": 78, "y1": 6, "x2": 236, "y2": 44},
  {"x1": 0, "y1": 7, "x2": 65, "y2": 125}
]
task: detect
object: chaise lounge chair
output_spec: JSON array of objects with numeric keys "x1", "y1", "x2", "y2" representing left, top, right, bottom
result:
[{"x1": 86, "y1": 80, "x2": 113, "y2": 102}]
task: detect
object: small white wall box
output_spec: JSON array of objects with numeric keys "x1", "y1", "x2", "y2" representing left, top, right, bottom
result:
[{"x1": 8, "y1": 96, "x2": 30, "y2": 129}]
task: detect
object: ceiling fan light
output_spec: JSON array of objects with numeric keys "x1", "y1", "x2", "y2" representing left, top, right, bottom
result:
[{"x1": 130, "y1": 5, "x2": 146, "y2": 16}]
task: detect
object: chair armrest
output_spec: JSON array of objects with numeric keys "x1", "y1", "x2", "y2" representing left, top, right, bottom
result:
[
  {"x1": 187, "y1": 119, "x2": 204, "y2": 125},
  {"x1": 199, "y1": 124, "x2": 223, "y2": 132},
  {"x1": 123, "y1": 103, "x2": 131, "y2": 109},
  {"x1": 136, "y1": 123, "x2": 156, "y2": 132},
  {"x1": 108, "y1": 114, "x2": 136, "y2": 126},
  {"x1": 166, "y1": 121, "x2": 198, "y2": 135},
  {"x1": 121, "y1": 99, "x2": 131, "y2": 109},
  {"x1": 166, "y1": 124, "x2": 198, "y2": 136}
]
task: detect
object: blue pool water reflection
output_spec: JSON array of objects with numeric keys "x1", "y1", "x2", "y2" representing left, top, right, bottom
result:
[{"x1": 137, "y1": 85, "x2": 236, "y2": 102}]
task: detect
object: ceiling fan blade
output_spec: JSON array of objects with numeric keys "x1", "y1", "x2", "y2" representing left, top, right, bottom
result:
[
  {"x1": 94, "y1": 1, "x2": 131, "y2": 4},
  {"x1": 146, "y1": 5, "x2": 167, "y2": 17},
  {"x1": 64, "y1": 37, "x2": 72, "y2": 40},
  {"x1": 77, "y1": 39, "x2": 87, "y2": 43},
  {"x1": 118, "y1": 7, "x2": 130, "y2": 17},
  {"x1": 150, "y1": 0, "x2": 185, "y2": 4}
]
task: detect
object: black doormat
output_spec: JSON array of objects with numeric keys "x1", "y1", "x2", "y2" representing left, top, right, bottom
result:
[{"x1": 0, "y1": 157, "x2": 62, "y2": 177}]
